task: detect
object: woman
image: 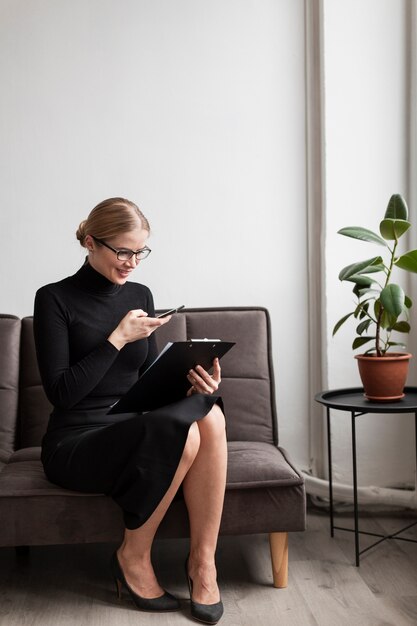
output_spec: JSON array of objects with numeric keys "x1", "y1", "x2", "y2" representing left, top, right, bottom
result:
[{"x1": 34, "y1": 197, "x2": 227, "y2": 625}]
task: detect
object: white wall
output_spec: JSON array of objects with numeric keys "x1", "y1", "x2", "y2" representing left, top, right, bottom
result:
[
  {"x1": 324, "y1": 0, "x2": 416, "y2": 487},
  {"x1": 0, "y1": 1, "x2": 310, "y2": 467}
]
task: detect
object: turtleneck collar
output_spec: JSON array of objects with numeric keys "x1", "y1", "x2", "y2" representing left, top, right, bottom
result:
[{"x1": 71, "y1": 260, "x2": 122, "y2": 296}]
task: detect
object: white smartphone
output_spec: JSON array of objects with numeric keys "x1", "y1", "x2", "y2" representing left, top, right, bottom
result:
[{"x1": 156, "y1": 305, "x2": 185, "y2": 318}]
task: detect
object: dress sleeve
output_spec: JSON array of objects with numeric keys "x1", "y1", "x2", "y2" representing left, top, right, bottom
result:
[{"x1": 33, "y1": 286, "x2": 120, "y2": 409}]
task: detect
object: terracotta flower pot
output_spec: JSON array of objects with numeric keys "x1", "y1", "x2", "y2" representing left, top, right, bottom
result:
[{"x1": 355, "y1": 352, "x2": 412, "y2": 401}]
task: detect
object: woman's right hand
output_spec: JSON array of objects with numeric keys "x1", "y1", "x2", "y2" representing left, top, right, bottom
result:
[{"x1": 107, "y1": 309, "x2": 171, "y2": 350}]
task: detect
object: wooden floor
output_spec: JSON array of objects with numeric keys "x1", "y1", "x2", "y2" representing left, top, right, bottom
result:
[{"x1": 1, "y1": 506, "x2": 417, "y2": 626}]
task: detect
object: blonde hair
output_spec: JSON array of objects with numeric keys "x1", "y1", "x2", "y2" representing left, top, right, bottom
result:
[{"x1": 76, "y1": 197, "x2": 150, "y2": 247}]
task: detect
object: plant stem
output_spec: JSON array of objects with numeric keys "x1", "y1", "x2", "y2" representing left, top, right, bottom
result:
[
  {"x1": 375, "y1": 239, "x2": 398, "y2": 356},
  {"x1": 384, "y1": 241, "x2": 397, "y2": 287}
]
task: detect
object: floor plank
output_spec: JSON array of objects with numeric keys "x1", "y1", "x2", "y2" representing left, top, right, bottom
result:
[{"x1": 1, "y1": 507, "x2": 417, "y2": 626}]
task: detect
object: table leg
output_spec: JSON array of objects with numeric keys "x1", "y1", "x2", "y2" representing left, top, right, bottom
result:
[
  {"x1": 351, "y1": 411, "x2": 360, "y2": 566},
  {"x1": 327, "y1": 407, "x2": 334, "y2": 537},
  {"x1": 415, "y1": 412, "x2": 417, "y2": 480}
]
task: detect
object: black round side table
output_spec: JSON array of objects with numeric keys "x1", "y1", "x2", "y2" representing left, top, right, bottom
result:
[{"x1": 315, "y1": 387, "x2": 417, "y2": 565}]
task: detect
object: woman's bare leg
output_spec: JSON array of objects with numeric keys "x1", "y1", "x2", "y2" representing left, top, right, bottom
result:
[
  {"x1": 182, "y1": 404, "x2": 227, "y2": 605},
  {"x1": 117, "y1": 421, "x2": 201, "y2": 598}
]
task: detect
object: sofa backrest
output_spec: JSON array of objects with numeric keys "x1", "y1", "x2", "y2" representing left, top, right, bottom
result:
[
  {"x1": 19, "y1": 317, "x2": 54, "y2": 449},
  {"x1": 0, "y1": 315, "x2": 21, "y2": 460},
  {"x1": 1, "y1": 307, "x2": 278, "y2": 451},
  {"x1": 154, "y1": 308, "x2": 278, "y2": 444}
]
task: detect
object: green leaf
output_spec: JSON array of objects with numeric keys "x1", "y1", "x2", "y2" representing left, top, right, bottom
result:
[
  {"x1": 380, "y1": 284, "x2": 405, "y2": 317},
  {"x1": 338, "y1": 227, "x2": 388, "y2": 247},
  {"x1": 379, "y1": 219, "x2": 411, "y2": 240},
  {"x1": 384, "y1": 194, "x2": 408, "y2": 220},
  {"x1": 352, "y1": 336, "x2": 375, "y2": 350},
  {"x1": 338, "y1": 256, "x2": 383, "y2": 281},
  {"x1": 354, "y1": 302, "x2": 363, "y2": 317},
  {"x1": 357, "y1": 288, "x2": 381, "y2": 299},
  {"x1": 356, "y1": 319, "x2": 371, "y2": 335},
  {"x1": 332, "y1": 312, "x2": 354, "y2": 336},
  {"x1": 359, "y1": 302, "x2": 370, "y2": 319},
  {"x1": 392, "y1": 321, "x2": 411, "y2": 333},
  {"x1": 405, "y1": 295, "x2": 412, "y2": 309},
  {"x1": 395, "y1": 250, "x2": 417, "y2": 274},
  {"x1": 346, "y1": 274, "x2": 375, "y2": 286},
  {"x1": 365, "y1": 264, "x2": 386, "y2": 274},
  {"x1": 380, "y1": 310, "x2": 393, "y2": 329},
  {"x1": 387, "y1": 341, "x2": 407, "y2": 348}
]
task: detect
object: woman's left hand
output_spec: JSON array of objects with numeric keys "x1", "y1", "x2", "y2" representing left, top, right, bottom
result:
[{"x1": 186, "y1": 358, "x2": 221, "y2": 396}]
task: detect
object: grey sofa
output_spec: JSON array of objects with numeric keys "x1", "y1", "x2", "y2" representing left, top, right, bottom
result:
[{"x1": 0, "y1": 307, "x2": 305, "y2": 588}]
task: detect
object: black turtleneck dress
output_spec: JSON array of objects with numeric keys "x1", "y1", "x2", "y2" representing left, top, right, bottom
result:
[{"x1": 34, "y1": 262, "x2": 220, "y2": 530}]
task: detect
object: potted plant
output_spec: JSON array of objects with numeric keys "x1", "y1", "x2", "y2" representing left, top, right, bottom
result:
[{"x1": 333, "y1": 193, "x2": 417, "y2": 401}]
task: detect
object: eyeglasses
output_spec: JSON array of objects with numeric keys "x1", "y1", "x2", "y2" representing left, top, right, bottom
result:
[{"x1": 92, "y1": 236, "x2": 151, "y2": 261}]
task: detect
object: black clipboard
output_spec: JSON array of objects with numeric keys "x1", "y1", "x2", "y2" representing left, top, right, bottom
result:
[{"x1": 108, "y1": 340, "x2": 235, "y2": 414}]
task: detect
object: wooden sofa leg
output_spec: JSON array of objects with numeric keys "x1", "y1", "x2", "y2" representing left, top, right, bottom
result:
[{"x1": 269, "y1": 532, "x2": 288, "y2": 588}]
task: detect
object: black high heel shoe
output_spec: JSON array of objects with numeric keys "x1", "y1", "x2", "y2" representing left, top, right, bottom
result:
[
  {"x1": 185, "y1": 556, "x2": 224, "y2": 624},
  {"x1": 110, "y1": 551, "x2": 180, "y2": 612}
]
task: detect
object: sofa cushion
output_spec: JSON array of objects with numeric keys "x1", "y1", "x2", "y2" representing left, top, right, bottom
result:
[
  {"x1": 0, "y1": 459, "x2": 96, "y2": 497},
  {"x1": 0, "y1": 448, "x2": 12, "y2": 464},
  {"x1": 8, "y1": 446, "x2": 42, "y2": 463},
  {"x1": 1, "y1": 442, "x2": 302, "y2": 495},
  {"x1": 226, "y1": 442, "x2": 303, "y2": 489}
]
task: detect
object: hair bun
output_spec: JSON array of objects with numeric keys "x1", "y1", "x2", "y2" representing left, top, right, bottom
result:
[{"x1": 76, "y1": 220, "x2": 87, "y2": 245}]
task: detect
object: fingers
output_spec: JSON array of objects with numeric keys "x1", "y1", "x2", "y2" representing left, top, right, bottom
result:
[
  {"x1": 140, "y1": 315, "x2": 171, "y2": 336},
  {"x1": 111, "y1": 310, "x2": 171, "y2": 348},
  {"x1": 212, "y1": 357, "x2": 221, "y2": 382},
  {"x1": 130, "y1": 309, "x2": 171, "y2": 324},
  {"x1": 132, "y1": 309, "x2": 148, "y2": 318},
  {"x1": 154, "y1": 315, "x2": 172, "y2": 326},
  {"x1": 187, "y1": 359, "x2": 221, "y2": 395},
  {"x1": 125, "y1": 310, "x2": 171, "y2": 339}
]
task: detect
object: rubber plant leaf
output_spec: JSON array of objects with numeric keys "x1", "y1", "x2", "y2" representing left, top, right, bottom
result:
[
  {"x1": 345, "y1": 274, "x2": 375, "y2": 286},
  {"x1": 354, "y1": 302, "x2": 364, "y2": 317},
  {"x1": 395, "y1": 250, "x2": 417, "y2": 274},
  {"x1": 387, "y1": 341, "x2": 407, "y2": 348},
  {"x1": 358, "y1": 288, "x2": 380, "y2": 299},
  {"x1": 352, "y1": 336, "x2": 375, "y2": 350},
  {"x1": 404, "y1": 295, "x2": 412, "y2": 308},
  {"x1": 380, "y1": 283, "x2": 405, "y2": 317},
  {"x1": 379, "y1": 219, "x2": 411, "y2": 240},
  {"x1": 384, "y1": 194, "x2": 408, "y2": 220},
  {"x1": 338, "y1": 256, "x2": 383, "y2": 281},
  {"x1": 356, "y1": 319, "x2": 371, "y2": 335},
  {"x1": 380, "y1": 310, "x2": 395, "y2": 330},
  {"x1": 337, "y1": 227, "x2": 387, "y2": 246},
  {"x1": 358, "y1": 302, "x2": 371, "y2": 318},
  {"x1": 332, "y1": 312, "x2": 354, "y2": 336},
  {"x1": 353, "y1": 281, "x2": 378, "y2": 298},
  {"x1": 392, "y1": 321, "x2": 411, "y2": 333}
]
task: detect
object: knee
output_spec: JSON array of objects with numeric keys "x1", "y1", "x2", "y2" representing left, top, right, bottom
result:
[
  {"x1": 182, "y1": 421, "x2": 201, "y2": 465},
  {"x1": 198, "y1": 403, "x2": 226, "y2": 440}
]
